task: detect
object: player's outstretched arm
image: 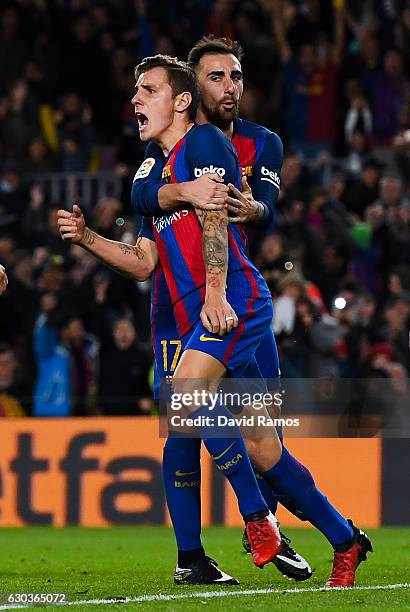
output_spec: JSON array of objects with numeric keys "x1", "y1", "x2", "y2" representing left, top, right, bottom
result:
[
  {"x1": 133, "y1": 171, "x2": 228, "y2": 216},
  {"x1": 57, "y1": 204, "x2": 158, "y2": 281},
  {"x1": 200, "y1": 209, "x2": 238, "y2": 336},
  {"x1": 0, "y1": 264, "x2": 8, "y2": 295}
]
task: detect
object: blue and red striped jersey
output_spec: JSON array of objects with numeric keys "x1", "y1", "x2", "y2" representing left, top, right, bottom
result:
[
  {"x1": 134, "y1": 120, "x2": 283, "y2": 332},
  {"x1": 232, "y1": 118, "x2": 283, "y2": 227},
  {"x1": 149, "y1": 123, "x2": 270, "y2": 336}
]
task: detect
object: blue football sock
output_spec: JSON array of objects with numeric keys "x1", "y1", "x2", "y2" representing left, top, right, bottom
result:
[
  {"x1": 263, "y1": 447, "x2": 354, "y2": 547},
  {"x1": 162, "y1": 436, "x2": 202, "y2": 552},
  {"x1": 252, "y1": 466, "x2": 278, "y2": 515},
  {"x1": 196, "y1": 401, "x2": 267, "y2": 519},
  {"x1": 203, "y1": 436, "x2": 268, "y2": 519}
]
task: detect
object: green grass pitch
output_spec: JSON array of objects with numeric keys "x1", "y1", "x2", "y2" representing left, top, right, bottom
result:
[{"x1": 0, "y1": 526, "x2": 409, "y2": 610}]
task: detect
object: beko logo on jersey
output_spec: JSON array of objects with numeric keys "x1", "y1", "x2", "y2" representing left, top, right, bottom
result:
[
  {"x1": 153, "y1": 210, "x2": 189, "y2": 233},
  {"x1": 194, "y1": 165, "x2": 226, "y2": 178},
  {"x1": 261, "y1": 166, "x2": 280, "y2": 189}
]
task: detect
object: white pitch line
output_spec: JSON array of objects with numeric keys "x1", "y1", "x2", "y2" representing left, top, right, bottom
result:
[{"x1": 1, "y1": 583, "x2": 409, "y2": 610}]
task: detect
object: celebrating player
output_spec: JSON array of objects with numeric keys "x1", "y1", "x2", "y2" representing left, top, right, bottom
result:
[
  {"x1": 58, "y1": 43, "x2": 372, "y2": 588},
  {"x1": 59, "y1": 54, "x2": 285, "y2": 585},
  {"x1": 131, "y1": 37, "x2": 373, "y2": 588}
]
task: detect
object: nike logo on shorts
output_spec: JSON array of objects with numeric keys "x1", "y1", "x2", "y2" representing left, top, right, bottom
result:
[{"x1": 199, "y1": 333, "x2": 223, "y2": 342}]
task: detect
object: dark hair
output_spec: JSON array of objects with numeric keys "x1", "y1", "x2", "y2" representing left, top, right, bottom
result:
[
  {"x1": 309, "y1": 186, "x2": 328, "y2": 201},
  {"x1": 134, "y1": 54, "x2": 199, "y2": 121},
  {"x1": 188, "y1": 35, "x2": 244, "y2": 69},
  {"x1": 0, "y1": 342, "x2": 12, "y2": 356},
  {"x1": 49, "y1": 307, "x2": 80, "y2": 333}
]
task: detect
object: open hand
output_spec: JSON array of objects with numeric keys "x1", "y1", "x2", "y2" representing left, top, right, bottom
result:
[{"x1": 227, "y1": 175, "x2": 264, "y2": 223}]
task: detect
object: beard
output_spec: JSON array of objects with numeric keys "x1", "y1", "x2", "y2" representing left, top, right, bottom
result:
[{"x1": 201, "y1": 101, "x2": 239, "y2": 131}]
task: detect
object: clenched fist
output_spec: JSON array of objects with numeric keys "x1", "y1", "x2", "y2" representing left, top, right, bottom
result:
[{"x1": 57, "y1": 204, "x2": 86, "y2": 244}]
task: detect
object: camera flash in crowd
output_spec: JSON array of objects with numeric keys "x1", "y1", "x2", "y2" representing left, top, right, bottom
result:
[{"x1": 334, "y1": 297, "x2": 347, "y2": 310}]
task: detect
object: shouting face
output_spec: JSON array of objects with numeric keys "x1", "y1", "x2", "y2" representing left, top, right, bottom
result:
[{"x1": 131, "y1": 67, "x2": 176, "y2": 143}]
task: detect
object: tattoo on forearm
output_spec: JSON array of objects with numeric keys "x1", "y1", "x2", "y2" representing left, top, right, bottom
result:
[
  {"x1": 205, "y1": 238, "x2": 225, "y2": 270},
  {"x1": 203, "y1": 211, "x2": 228, "y2": 285},
  {"x1": 83, "y1": 228, "x2": 96, "y2": 246},
  {"x1": 118, "y1": 238, "x2": 145, "y2": 260},
  {"x1": 208, "y1": 277, "x2": 221, "y2": 289}
]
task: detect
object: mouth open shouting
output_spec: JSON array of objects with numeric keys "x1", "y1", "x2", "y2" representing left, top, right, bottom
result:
[{"x1": 136, "y1": 111, "x2": 149, "y2": 134}]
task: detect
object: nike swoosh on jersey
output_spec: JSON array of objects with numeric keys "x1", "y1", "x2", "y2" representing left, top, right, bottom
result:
[
  {"x1": 211, "y1": 441, "x2": 236, "y2": 461},
  {"x1": 175, "y1": 468, "x2": 201, "y2": 477},
  {"x1": 275, "y1": 555, "x2": 311, "y2": 570},
  {"x1": 199, "y1": 334, "x2": 224, "y2": 342}
]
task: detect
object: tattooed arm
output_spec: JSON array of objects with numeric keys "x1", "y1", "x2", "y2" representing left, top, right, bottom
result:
[
  {"x1": 57, "y1": 204, "x2": 158, "y2": 281},
  {"x1": 201, "y1": 209, "x2": 228, "y2": 293},
  {"x1": 199, "y1": 209, "x2": 238, "y2": 336}
]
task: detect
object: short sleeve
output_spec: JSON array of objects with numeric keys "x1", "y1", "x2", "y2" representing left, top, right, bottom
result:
[
  {"x1": 131, "y1": 142, "x2": 165, "y2": 217},
  {"x1": 138, "y1": 216, "x2": 155, "y2": 242},
  {"x1": 252, "y1": 132, "x2": 283, "y2": 227}
]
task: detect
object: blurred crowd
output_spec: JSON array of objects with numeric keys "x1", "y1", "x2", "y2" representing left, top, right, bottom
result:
[{"x1": 0, "y1": 0, "x2": 409, "y2": 417}]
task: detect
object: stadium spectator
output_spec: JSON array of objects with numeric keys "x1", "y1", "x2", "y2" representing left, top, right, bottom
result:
[
  {"x1": 0, "y1": 342, "x2": 32, "y2": 416},
  {"x1": 276, "y1": 152, "x2": 306, "y2": 211},
  {"x1": 396, "y1": 5, "x2": 410, "y2": 67},
  {"x1": 0, "y1": 78, "x2": 39, "y2": 164},
  {"x1": 257, "y1": 232, "x2": 289, "y2": 283},
  {"x1": 349, "y1": 30, "x2": 381, "y2": 103},
  {"x1": 33, "y1": 295, "x2": 98, "y2": 416},
  {"x1": 337, "y1": 291, "x2": 379, "y2": 375},
  {"x1": 0, "y1": 6, "x2": 29, "y2": 90},
  {"x1": 377, "y1": 175, "x2": 406, "y2": 211},
  {"x1": 388, "y1": 265, "x2": 410, "y2": 298},
  {"x1": 23, "y1": 135, "x2": 57, "y2": 174},
  {"x1": 343, "y1": 83, "x2": 372, "y2": 174},
  {"x1": 207, "y1": 0, "x2": 235, "y2": 40},
  {"x1": 275, "y1": 289, "x2": 341, "y2": 379},
  {"x1": 98, "y1": 317, "x2": 152, "y2": 416},
  {"x1": 54, "y1": 93, "x2": 94, "y2": 172},
  {"x1": 344, "y1": 83, "x2": 372, "y2": 144},
  {"x1": 273, "y1": 273, "x2": 305, "y2": 336},
  {"x1": 373, "y1": 49, "x2": 409, "y2": 146},
  {"x1": 270, "y1": 0, "x2": 345, "y2": 160},
  {"x1": 0, "y1": 163, "x2": 29, "y2": 238},
  {"x1": 379, "y1": 296, "x2": 410, "y2": 374},
  {"x1": 346, "y1": 157, "x2": 383, "y2": 217}
]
